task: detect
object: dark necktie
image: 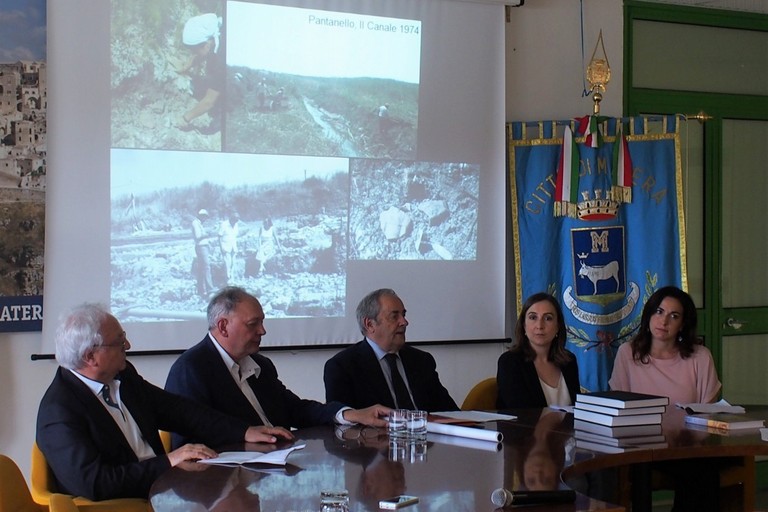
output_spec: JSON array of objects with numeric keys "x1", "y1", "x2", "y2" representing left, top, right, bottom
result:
[
  {"x1": 101, "y1": 384, "x2": 125, "y2": 420},
  {"x1": 384, "y1": 353, "x2": 415, "y2": 410}
]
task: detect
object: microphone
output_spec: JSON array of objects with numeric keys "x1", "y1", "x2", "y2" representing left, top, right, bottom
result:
[{"x1": 490, "y1": 488, "x2": 576, "y2": 507}]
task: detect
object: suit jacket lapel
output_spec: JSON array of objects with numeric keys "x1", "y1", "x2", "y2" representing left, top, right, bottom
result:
[
  {"x1": 61, "y1": 369, "x2": 139, "y2": 456},
  {"x1": 358, "y1": 341, "x2": 397, "y2": 409}
]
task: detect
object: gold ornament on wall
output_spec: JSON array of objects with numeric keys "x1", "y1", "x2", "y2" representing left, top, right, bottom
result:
[{"x1": 586, "y1": 30, "x2": 611, "y2": 115}]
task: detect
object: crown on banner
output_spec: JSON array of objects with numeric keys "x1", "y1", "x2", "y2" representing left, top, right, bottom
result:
[{"x1": 577, "y1": 189, "x2": 618, "y2": 220}]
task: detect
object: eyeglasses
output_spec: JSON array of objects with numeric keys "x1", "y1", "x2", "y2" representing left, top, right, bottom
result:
[
  {"x1": 335, "y1": 425, "x2": 382, "y2": 443},
  {"x1": 99, "y1": 331, "x2": 129, "y2": 350}
]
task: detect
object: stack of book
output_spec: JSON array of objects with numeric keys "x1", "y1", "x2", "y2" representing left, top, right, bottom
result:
[{"x1": 573, "y1": 391, "x2": 670, "y2": 453}]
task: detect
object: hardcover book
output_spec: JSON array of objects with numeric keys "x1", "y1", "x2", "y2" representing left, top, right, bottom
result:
[
  {"x1": 573, "y1": 408, "x2": 662, "y2": 427},
  {"x1": 576, "y1": 391, "x2": 669, "y2": 409},
  {"x1": 575, "y1": 402, "x2": 666, "y2": 416},
  {"x1": 684, "y1": 414, "x2": 765, "y2": 431},
  {"x1": 573, "y1": 419, "x2": 663, "y2": 438}
]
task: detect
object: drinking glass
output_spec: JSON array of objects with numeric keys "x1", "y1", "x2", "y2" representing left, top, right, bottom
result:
[
  {"x1": 387, "y1": 408, "x2": 408, "y2": 438},
  {"x1": 406, "y1": 410, "x2": 427, "y2": 439},
  {"x1": 320, "y1": 489, "x2": 349, "y2": 511}
]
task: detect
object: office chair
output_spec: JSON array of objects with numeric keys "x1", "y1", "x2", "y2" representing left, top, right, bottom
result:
[
  {"x1": 48, "y1": 494, "x2": 79, "y2": 512},
  {"x1": 461, "y1": 377, "x2": 498, "y2": 411},
  {"x1": 0, "y1": 453, "x2": 46, "y2": 512},
  {"x1": 159, "y1": 430, "x2": 172, "y2": 453},
  {"x1": 49, "y1": 493, "x2": 130, "y2": 512},
  {"x1": 31, "y1": 442, "x2": 149, "y2": 511}
]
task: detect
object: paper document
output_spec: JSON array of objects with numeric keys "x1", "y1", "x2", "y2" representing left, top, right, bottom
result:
[
  {"x1": 426, "y1": 422, "x2": 503, "y2": 442},
  {"x1": 676, "y1": 399, "x2": 745, "y2": 415},
  {"x1": 430, "y1": 410, "x2": 516, "y2": 422},
  {"x1": 198, "y1": 444, "x2": 305, "y2": 466}
]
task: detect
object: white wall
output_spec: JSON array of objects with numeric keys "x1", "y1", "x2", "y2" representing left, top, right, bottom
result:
[
  {"x1": 0, "y1": 0, "x2": 622, "y2": 484},
  {"x1": 506, "y1": 0, "x2": 623, "y2": 121}
]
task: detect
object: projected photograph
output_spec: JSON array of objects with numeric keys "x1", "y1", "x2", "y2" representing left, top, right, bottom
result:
[
  {"x1": 224, "y1": 2, "x2": 420, "y2": 159},
  {"x1": 110, "y1": 149, "x2": 349, "y2": 322},
  {"x1": 110, "y1": 0, "x2": 226, "y2": 151},
  {"x1": 349, "y1": 159, "x2": 479, "y2": 261}
]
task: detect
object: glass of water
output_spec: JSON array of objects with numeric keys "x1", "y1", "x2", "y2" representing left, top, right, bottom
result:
[
  {"x1": 387, "y1": 408, "x2": 408, "y2": 439},
  {"x1": 406, "y1": 410, "x2": 427, "y2": 439},
  {"x1": 320, "y1": 489, "x2": 349, "y2": 511}
]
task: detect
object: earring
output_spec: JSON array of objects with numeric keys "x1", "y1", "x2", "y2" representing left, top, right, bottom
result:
[{"x1": 677, "y1": 333, "x2": 683, "y2": 343}]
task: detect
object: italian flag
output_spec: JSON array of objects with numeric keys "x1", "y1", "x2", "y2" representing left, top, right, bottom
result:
[
  {"x1": 611, "y1": 126, "x2": 633, "y2": 204},
  {"x1": 554, "y1": 126, "x2": 579, "y2": 218},
  {"x1": 577, "y1": 115, "x2": 602, "y2": 148}
]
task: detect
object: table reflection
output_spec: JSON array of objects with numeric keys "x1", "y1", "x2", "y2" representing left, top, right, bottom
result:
[
  {"x1": 502, "y1": 409, "x2": 572, "y2": 493},
  {"x1": 152, "y1": 463, "x2": 264, "y2": 511}
]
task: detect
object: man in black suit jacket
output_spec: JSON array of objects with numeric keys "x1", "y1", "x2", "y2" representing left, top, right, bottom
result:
[
  {"x1": 165, "y1": 286, "x2": 389, "y2": 448},
  {"x1": 324, "y1": 288, "x2": 459, "y2": 412},
  {"x1": 36, "y1": 303, "x2": 293, "y2": 501}
]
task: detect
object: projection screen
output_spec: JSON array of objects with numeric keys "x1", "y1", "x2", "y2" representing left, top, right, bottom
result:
[{"x1": 43, "y1": 0, "x2": 506, "y2": 353}]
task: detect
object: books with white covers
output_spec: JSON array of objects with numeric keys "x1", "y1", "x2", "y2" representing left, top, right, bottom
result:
[
  {"x1": 684, "y1": 414, "x2": 765, "y2": 431},
  {"x1": 575, "y1": 402, "x2": 666, "y2": 416},
  {"x1": 574, "y1": 419, "x2": 663, "y2": 438},
  {"x1": 573, "y1": 408, "x2": 662, "y2": 427},
  {"x1": 576, "y1": 391, "x2": 669, "y2": 409},
  {"x1": 576, "y1": 438, "x2": 668, "y2": 454},
  {"x1": 574, "y1": 429, "x2": 666, "y2": 447},
  {"x1": 198, "y1": 444, "x2": 306, "y2": 466}
]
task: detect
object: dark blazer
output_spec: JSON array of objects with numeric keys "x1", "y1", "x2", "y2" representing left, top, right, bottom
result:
[
  {"x1": 36, "y1": 362, "x2": 249, "y2": 500},
  {"x1": 323, "y1": 340, "x2": 459, "y2": 412},
  {"x1": 165, "y1": 335, "x2": 342, "y2": 447},
  {"x1": 496, "y1": 349, "x2": 581, "y2": 409}
]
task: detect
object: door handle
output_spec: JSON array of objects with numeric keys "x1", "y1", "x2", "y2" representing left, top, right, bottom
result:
[{"x1": 725, "y1": 318, "x2": 745, "y2": 330}]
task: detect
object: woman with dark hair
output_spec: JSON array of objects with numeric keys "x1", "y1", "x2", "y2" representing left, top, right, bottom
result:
[
  {"x1": 610, "y1": 287, "x2": 723, "y2": 512},
  {"x1": 496, "y1": 293, "x2": 580, "y2": 409},
  {"x1": 609, "y1": 285, "x2": 721, "y2": 404}
]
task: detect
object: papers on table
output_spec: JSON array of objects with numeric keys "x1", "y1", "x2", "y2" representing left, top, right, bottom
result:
[
  {"x1": 676, "y1": 399, "x2": 746, "y2": 415},
  {"x1": 198, "y1": 444, "x2": 305, "y2": 466},
  {"x1": 426, "y1": 421, "x2": 503, "y2": 442},
  {"x1": 430, "y1": 410, "x2": 516, "y2": 423}
]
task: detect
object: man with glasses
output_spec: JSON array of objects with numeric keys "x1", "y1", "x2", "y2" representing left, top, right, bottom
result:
[{"x1": 36, "y1": 303, "x2": 293, "y2": 501}]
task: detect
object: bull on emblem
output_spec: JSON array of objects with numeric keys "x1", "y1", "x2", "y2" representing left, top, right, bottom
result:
[{"x1": 578, "y1": 260, "x2": 620, "y2": 295}]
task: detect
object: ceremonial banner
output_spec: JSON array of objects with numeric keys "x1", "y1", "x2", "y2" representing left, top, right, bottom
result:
[{"x1": 509, "y1": 116, "x2": 686, "y2": 392}]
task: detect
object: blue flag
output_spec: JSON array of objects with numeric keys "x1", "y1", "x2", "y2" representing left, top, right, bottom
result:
[{"x1": 509, "y1": 116, "x2": 686, "y2": 392}]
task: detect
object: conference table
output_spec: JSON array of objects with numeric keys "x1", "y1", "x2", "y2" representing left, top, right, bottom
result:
[{"x1": 149, "y1": 407, "x2": 768, "y2": 511}]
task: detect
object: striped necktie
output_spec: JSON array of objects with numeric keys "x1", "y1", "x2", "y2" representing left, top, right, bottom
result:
[{"x1": 384, "y1": 353, "x2": 415, "y2": 410}]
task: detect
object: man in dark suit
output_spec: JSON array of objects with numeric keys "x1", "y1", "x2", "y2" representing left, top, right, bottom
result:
[
  {"x1": 36, "y1": 303, "x2": 293, "y2": 501},
  {"x1": 323, "y1": 288, "x2": 459, "y2": 412},
  {"x1": 165, "y1": 286, "x2": 389, "y2": 448}
]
